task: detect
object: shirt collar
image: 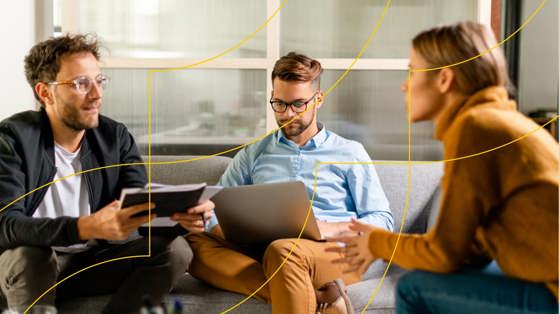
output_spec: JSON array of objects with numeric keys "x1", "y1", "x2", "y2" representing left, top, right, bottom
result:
[{"x1": 308, "y1": 122, "x2": 327, "y2": 148}]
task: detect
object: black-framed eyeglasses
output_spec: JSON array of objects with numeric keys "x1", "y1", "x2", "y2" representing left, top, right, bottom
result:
[
  {"x1": 48, "y1": 74, "x2": 110, "y2": 94},
  {"x1": 269, "y1": 92, "x2": 318, "y2": 113}
]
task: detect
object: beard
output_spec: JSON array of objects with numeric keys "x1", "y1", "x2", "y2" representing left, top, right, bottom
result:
[
  {"x1": 277, "y1": 106, "x2": 318, "y2": 137},
  {"x1": 61, "y1": 101, "x2": 99, "y2": 131},
  {"x1": 277, "y1": 116, "x2": 314, "y2": 137}
]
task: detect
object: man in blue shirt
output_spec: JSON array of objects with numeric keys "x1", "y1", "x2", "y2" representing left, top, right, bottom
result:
[{"x1": 186, "y1": 52, "x2": 393, "y2": 314}]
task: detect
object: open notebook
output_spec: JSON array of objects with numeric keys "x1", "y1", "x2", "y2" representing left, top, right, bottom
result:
[{"x1": 119, "y1": 183, "x2": 222, "y2": 237}]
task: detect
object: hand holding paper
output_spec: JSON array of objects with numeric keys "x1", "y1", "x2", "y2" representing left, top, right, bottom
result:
[
  {"x1": 171, "y1": 200, "x2": 215, "y2": 233},
  {"x1": 120, "y1": 183, "x2": 222, "y2": 236}
]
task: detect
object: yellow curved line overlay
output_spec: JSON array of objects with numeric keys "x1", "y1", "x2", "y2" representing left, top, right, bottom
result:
[
  {"x1": 416, "y1": 0, "x2": 547, "y2": 73},
  {"x1": 5, "y1": 0, "x2": 548, "y2": 312},
  {"x1": 20, "y1": 1, "x2": 287, "y2": 313},
  {"x1": 218, "y1": 1, "x2": 395, "y2": 312},
  {"x1": 322, "y1": 1, "x2": 550, "y2": 312}
]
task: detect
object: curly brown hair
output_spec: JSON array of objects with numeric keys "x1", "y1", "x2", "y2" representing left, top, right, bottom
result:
[
  {"x1": 24, "y1": 33, "x2": 101, "y2": 105},
  {"x1": 271, "y1": 52, "x2": 323, "y2": 88}
]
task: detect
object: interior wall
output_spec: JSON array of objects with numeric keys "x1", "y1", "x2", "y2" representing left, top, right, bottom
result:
[{"x1": 0, "y1": 0, "x2": 36, "y2": 120}]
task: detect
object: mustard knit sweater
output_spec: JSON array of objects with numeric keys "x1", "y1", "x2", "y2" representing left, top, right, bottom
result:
[{"x1": 368, "y1": 86, "x2": 559, "y2": 299}]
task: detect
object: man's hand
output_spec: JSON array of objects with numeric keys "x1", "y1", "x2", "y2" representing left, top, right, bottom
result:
[
  {"x1": 77, "y1": 200, "x2": 155, "y2": 241},
  {"x1": 170, "y1": 200, "x2": 214, "y2": 233},
  {"x1": 316, "y1": 220, "x2": 353, "y2": 238},
  {"x1": 326, "y1": 218, "x2": 378, "y2": 274}
]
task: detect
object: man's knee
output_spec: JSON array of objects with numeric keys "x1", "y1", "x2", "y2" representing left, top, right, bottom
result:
[
  {"x1": 149, "y1": 236, "x2": 192, "y2": 278},
  {"x1": 169, "y1": 236, "x2": 193, "y2": 270},
  {"x1": 185, "y1": 232, "x2": 224, "y2": 252},
  {"x1": 185, "y1": 232, "x2": 206, "y2": 245},
  {"x1": 2, "y1": 247, "x2": 57, "y2": 282},
  {"x1": 265, "y1": 239, "x2": 296, "y2": 257},
  {"x1": 0, "y1": 247, "x2": 57, "y2": 307},
  {"x1": 263, "y1": 239, "x2": 304, "y2": 272}
]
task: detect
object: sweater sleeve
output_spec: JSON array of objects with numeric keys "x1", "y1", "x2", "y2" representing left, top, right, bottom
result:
[
  {"x1": 368, "y1": 120, "x2": 495, "y2": 273},
  {"x1": 367, "y1": 183, "x2": 485, "y2": 273}
]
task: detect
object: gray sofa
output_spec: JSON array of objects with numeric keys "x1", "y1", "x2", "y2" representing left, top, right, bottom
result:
[{"x1": 58, "y1": 155, "x2": 443, "y2": 313}]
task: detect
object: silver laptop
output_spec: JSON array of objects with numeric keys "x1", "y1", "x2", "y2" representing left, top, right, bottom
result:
[{"x1": 212, "y1": 181, "x2": 323, "y2": 245}]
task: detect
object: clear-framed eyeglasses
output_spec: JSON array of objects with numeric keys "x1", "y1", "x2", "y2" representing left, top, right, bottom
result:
[{"x1": 48, "y1": 74, "x2": 110, "y2": 94}]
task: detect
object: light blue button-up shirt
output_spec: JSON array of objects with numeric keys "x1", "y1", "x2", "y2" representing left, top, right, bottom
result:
[{"x1": 208, "y1": 125, "x2": 394, "y2": 232}]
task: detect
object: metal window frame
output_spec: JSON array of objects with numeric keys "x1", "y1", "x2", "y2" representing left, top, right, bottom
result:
[{"x1": 49, "y1": 0, "x2": 492, "y2": 134}]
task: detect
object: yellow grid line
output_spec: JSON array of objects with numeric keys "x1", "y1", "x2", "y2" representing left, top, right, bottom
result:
[{"x1": 9, "y1": 0, "x2": 550, "y2": 312}]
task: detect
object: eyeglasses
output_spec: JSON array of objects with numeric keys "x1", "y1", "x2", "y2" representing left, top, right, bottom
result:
[
  {"x1": 48, "y1": 74, "x2": 110, "y2": 94},
  {"x1": 270, "y1": 92, "x2": 318, "y2": 113}
]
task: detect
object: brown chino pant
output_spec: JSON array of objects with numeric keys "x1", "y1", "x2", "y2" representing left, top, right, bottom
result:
[{"x1": 186, "y1": 232, "x2": 365, "y2": 314}]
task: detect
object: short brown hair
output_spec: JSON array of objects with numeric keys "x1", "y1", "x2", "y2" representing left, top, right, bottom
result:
[
  {"x1": 412, "y1": 21, "x2": 511, "y2": 95},
  {"x1": 271, "y1": 52, "x2": 323, "y2": 87},
  {"x1": 24, "y1": 33, "x2": 101, "y2": 104}
]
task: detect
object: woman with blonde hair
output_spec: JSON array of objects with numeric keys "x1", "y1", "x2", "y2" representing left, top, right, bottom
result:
[{"x1": 330, "y1": 21, "x2": 558, "y2": 313}]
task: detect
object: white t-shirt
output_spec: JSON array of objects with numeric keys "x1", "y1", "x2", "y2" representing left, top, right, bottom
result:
[{"x1": 33, "y1": 142, "x2": 93, "y2": 253}]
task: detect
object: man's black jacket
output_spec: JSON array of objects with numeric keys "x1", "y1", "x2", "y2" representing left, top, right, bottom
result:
[{"x1": 0, "y1": 109, "x2": 147, "y2": 249}]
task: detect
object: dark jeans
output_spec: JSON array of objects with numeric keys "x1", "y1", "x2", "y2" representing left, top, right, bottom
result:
[
  {"x1": 396, "y1": 268, "x2": 558, "y2": 314},
  {"x1": 0, "y1": 236, "x2": 192, "y2": 314}
]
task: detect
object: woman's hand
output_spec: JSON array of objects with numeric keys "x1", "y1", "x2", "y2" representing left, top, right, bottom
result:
[{"x1": 326, "y1": 218, "x2": 378, "y2": 274}]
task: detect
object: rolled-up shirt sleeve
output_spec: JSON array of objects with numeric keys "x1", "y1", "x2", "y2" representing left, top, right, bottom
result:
[
  {"x1": 206, "y1": 148, "x2": 252, "y2": 232},
  {"x1": 347, "y1": 145, "x2": 394, "y2": 231}
]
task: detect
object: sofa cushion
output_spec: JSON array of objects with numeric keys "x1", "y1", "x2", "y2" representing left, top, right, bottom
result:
[{"x1": 373, "y1": 163, "x2": 443, "y2": 233}]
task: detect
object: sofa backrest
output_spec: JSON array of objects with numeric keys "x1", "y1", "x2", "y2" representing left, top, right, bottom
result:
[
  {"x1": 143, "y1": 155, "x2": 444, "y2": 234},
  {"x1": 142, "y1": 155, "x2": 232, "y2": 185},
  {"x1": 373, "y1": 163, "x2": 443, "y2": 233}
]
